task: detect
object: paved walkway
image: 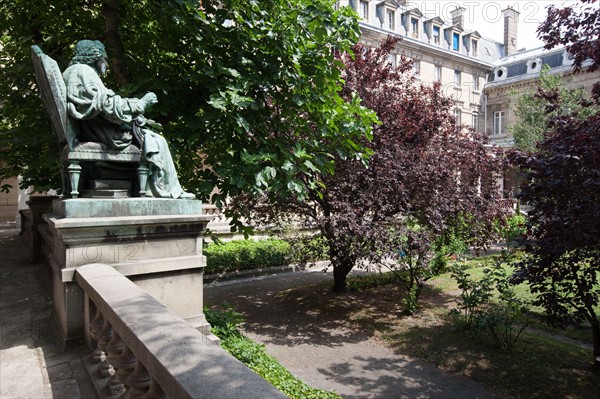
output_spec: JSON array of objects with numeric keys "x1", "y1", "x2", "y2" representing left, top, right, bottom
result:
[
  {"x1": 0, "y1": 223, "x2": 97, "y2": 399},
  {"x1": 204, "y1": 270, "x2": 504, "y2": 399}
]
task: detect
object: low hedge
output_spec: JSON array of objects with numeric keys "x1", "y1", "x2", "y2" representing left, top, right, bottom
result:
[
  {"x1": 204, "y1": 235, "x2": 330, "y2": 275},
  {"x1": 204, "y1": 238, "x2": 292, "y2": 274}
]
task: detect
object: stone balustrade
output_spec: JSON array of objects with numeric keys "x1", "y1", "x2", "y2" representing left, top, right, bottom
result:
[{"x1": 76, "y1": 263, "x2": 286, "y2": 399}]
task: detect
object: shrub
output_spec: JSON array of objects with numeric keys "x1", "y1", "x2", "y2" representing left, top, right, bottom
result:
[
  {"x1": 284, "y1": 234, "x2": 330, "y2": 264},
  {"x1": 430, "y1": 225, "x2": 471, "y2": 275},
  {"x1": 450, "y1": 264, "x2": 495, "y2": 330},
  {"x1": 494, "y1": 213, "x2": 527, "y2": 252},
  {"x1": 450, "y1": 255, "x2": 531, "y2": 350},
  {"x1": 205, "y1": 306, "x2": 342, "y2": 399},
  {"x1": 204, "y1": 238, "x2": 291, "y2": 274}
]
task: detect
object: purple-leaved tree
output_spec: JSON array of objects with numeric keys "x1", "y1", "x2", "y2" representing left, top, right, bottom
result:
[
  {"x1": 235, "y1": 38, "x2": 507, "y2": 305},
  {"x1": 513, "y1": 0, "x2": 600, "y2": 368}
]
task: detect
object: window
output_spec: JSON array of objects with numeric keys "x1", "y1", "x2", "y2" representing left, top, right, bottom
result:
[
  {"x1": 453, "y1": 32, "x2": 460, "y2": 51},
  {"x1": 433, "y1": 25, "x2": 440, "y2": 44},
  {"x1": 472, "y1": 113, "x2": 479, "y2": 131},
  {"x1": 411, "y1": 18, "x2": 419, "y2": 38},
  {"x1": 473, "y1": 75, "x2": 479, "y2": 91},
  {"x1": 493, "y1": 111, "x2": 505, "y2": 135},
  {"x1": 360, "y1": 1, "x2": 368, "y2": 19},
  {"x1": 494, "y1": 66, "x2": 508, "y2": 81},
  {"x1": 387, "y1": 54, "x2": 396, "y2": 68},
  {"x1": 471, "y1": 39, "x2": 478, "y2": 56},
  {"x1": 454, "y1": 70, "x2": 461, "y2": 86},
  {"x1": 527, "y1": 58, "x2": 542, "y2": 74},
  {"x1": 412, "y1": 60, "x2": 420, "y2": 76},
  {"x1": 454, "y1": 108, "x2": 462, "y2": 124},
  {"x1": 434, "y1": 65, "x2": 442, "y2": 81},
  {"x1": 386, "y1": 10, "x2": 395, "y2": 30}
]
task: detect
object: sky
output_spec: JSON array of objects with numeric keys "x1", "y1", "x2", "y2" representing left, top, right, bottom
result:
[{"x1": 413, "y1": 1, "x2": 579, "y2": 50}]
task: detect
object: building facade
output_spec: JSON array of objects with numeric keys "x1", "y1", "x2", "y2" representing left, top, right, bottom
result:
[
  {"x1": 341, "y1": 0, "x2": 599, "y2": 196},
  {"x1": 341, "y1": 1, "x2": 598, "y2": 135}
]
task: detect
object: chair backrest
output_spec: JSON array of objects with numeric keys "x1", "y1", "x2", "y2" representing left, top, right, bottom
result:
[{"x1": 31, "y1": 45, "x2": 78, "y2": 150}]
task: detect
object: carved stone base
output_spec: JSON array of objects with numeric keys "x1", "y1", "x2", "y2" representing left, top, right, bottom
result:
[
  {"x1": 43, "y1": 198, "x2": 214, "y2": 351},
  {"x1": 89, "y1": 179, "x2": 133, "y2": 190},
  {"x1": 80, "y1": 189, "x2": 131, "y2": 199}
]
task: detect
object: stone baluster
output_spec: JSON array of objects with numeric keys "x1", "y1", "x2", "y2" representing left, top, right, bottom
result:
[
  {"x1": 124, "y1": 360, "x2": 151, "y2": 398},
  {"x1": 97, "y1": 318, "x2": 113, "y2": 377},
  {"x1": 89, "y1": 308, "x2": 104, "y2": 362},
  {"x1": 107, "y1": 331, "x2": 126, "y2": 395},
  {"x1": 141, "y1": 379, "x2": 167, "y2": 399},
  {"x1": 116, "y1": 345, "x2": 137, "y2": 388}
]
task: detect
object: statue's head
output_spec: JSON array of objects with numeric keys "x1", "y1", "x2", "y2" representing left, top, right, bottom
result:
[{"x1": 69, "y1": 40, "x2": 108, "y2": 73}]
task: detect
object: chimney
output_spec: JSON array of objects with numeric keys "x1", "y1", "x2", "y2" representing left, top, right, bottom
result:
[
  {"x1": 502, "y1": 6, "x2": 520, "y2": 56},
  {"x1": 450, "y1": 7, "x2": 466, "y2": 27}
]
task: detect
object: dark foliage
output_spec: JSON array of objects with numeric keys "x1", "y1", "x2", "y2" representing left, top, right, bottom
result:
[
  {"x1": 538, "y1": 0, "x2": 600, "y2": 97},
  {"x1": 513, "y1": 110, "x2": 600, "y2": 368},
  {"x1": 514, "y1": 0, "x2": 600, "y2": 368}
]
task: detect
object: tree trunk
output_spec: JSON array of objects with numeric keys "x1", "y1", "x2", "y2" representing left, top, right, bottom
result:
[
  {"x1": 332, "y1": 265, "x2": 349, "y2": 293},
  {"x1": 101, "y1": 0, "x2": 132, "y2": 87}
]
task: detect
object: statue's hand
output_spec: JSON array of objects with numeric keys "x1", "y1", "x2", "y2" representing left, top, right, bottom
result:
[{"x1": 140, "y1": 92, "x2": 158, "y2": 110}]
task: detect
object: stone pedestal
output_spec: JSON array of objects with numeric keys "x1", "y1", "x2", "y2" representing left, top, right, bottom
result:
[
  {"x1": 43, "y1": 198, "x2": 213, "y2": 350},
  {"x1": 20, "y1": 196, "x2": 58, "y2": 263}
]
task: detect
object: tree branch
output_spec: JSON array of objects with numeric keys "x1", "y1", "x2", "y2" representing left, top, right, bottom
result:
[{"x1": 101, "y1": 0, "x2": 132, "y2": 87}]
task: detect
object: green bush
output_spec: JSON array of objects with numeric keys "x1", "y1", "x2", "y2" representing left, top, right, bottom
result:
[
  {"x1": 284, "y1": 234, "x2": 330, "y2": 264},
  {"x1": 494, "y1": 213, "x2": 527, "y2": 252},
  {"x1": 431, "y1": 227, "x2": 470, "y2": 275},
  {"x1": 204, "y1": 238, "x2": 292, "y2": 274},
  {"x1": 450, "y1": 256, "x2": 530, "y2": 350},
  {"x1": 205, "y1": 306, "x2": 342, "y2": 399}
]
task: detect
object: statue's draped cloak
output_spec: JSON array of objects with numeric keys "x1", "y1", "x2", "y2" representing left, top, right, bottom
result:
[{"x1": 63, "y1": 63, "x2": 187, "y2": 198}]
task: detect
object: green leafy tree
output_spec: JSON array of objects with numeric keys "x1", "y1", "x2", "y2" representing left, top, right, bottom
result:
[
  {"x1": 0, "y1": 0, "x2": 376, "y2": 224},
  {"x1": 510, "y1": 65, "x2": 594, "y2": 152}
]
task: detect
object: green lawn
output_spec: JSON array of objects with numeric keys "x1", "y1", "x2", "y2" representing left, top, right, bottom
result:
[
  {"x1": 428, "y1": 254, "x2": 598, "y2": 343},
  {"x1": 342, "y1": 256, "x2": 600, "y2": 399}
]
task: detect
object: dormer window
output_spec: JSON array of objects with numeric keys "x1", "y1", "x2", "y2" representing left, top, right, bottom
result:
[
  {"x1": 527, "y1": 58, "x2": 542, "y2": 74},
  {"x1": 360, "y1": 1, "x2": 368, "y2": 20},
  {"x1": 411, "y1": 18, "x2": 419, "y2": 38},
  {"x1": 463, "y1": 31, "x2": 481, "y2": 57},
  {"x1": 445, "y1": 24, "x2": 464, "y2": 51},
  {"x1": 453, "y1": 32, "x2": 460, "y2": 51},
  {"x1": 403, "y1": 8, "x2": 423, "y2": 39},
  {"x1": 494, "y1": 66, "x2": 508, "y2": 81},
  {"x1": 387, "y1": 10, "x2": 395, "y2": 29},
  {"x1": 433, "y1": 25, "x2": 440, "y2": 44},
  {"x1": 377, "y1": 1, "x2": 398, "y2": 31}
]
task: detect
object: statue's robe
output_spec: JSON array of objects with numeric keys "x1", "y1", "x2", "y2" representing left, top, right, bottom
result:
[{"x1": 63, "y1": 63, "x2": 189, "y2": 199}]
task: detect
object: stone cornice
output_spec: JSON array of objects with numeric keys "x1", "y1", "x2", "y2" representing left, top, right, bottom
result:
[{"x1": 359, "y1": 23, "x2": 495, "y2": 70}]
